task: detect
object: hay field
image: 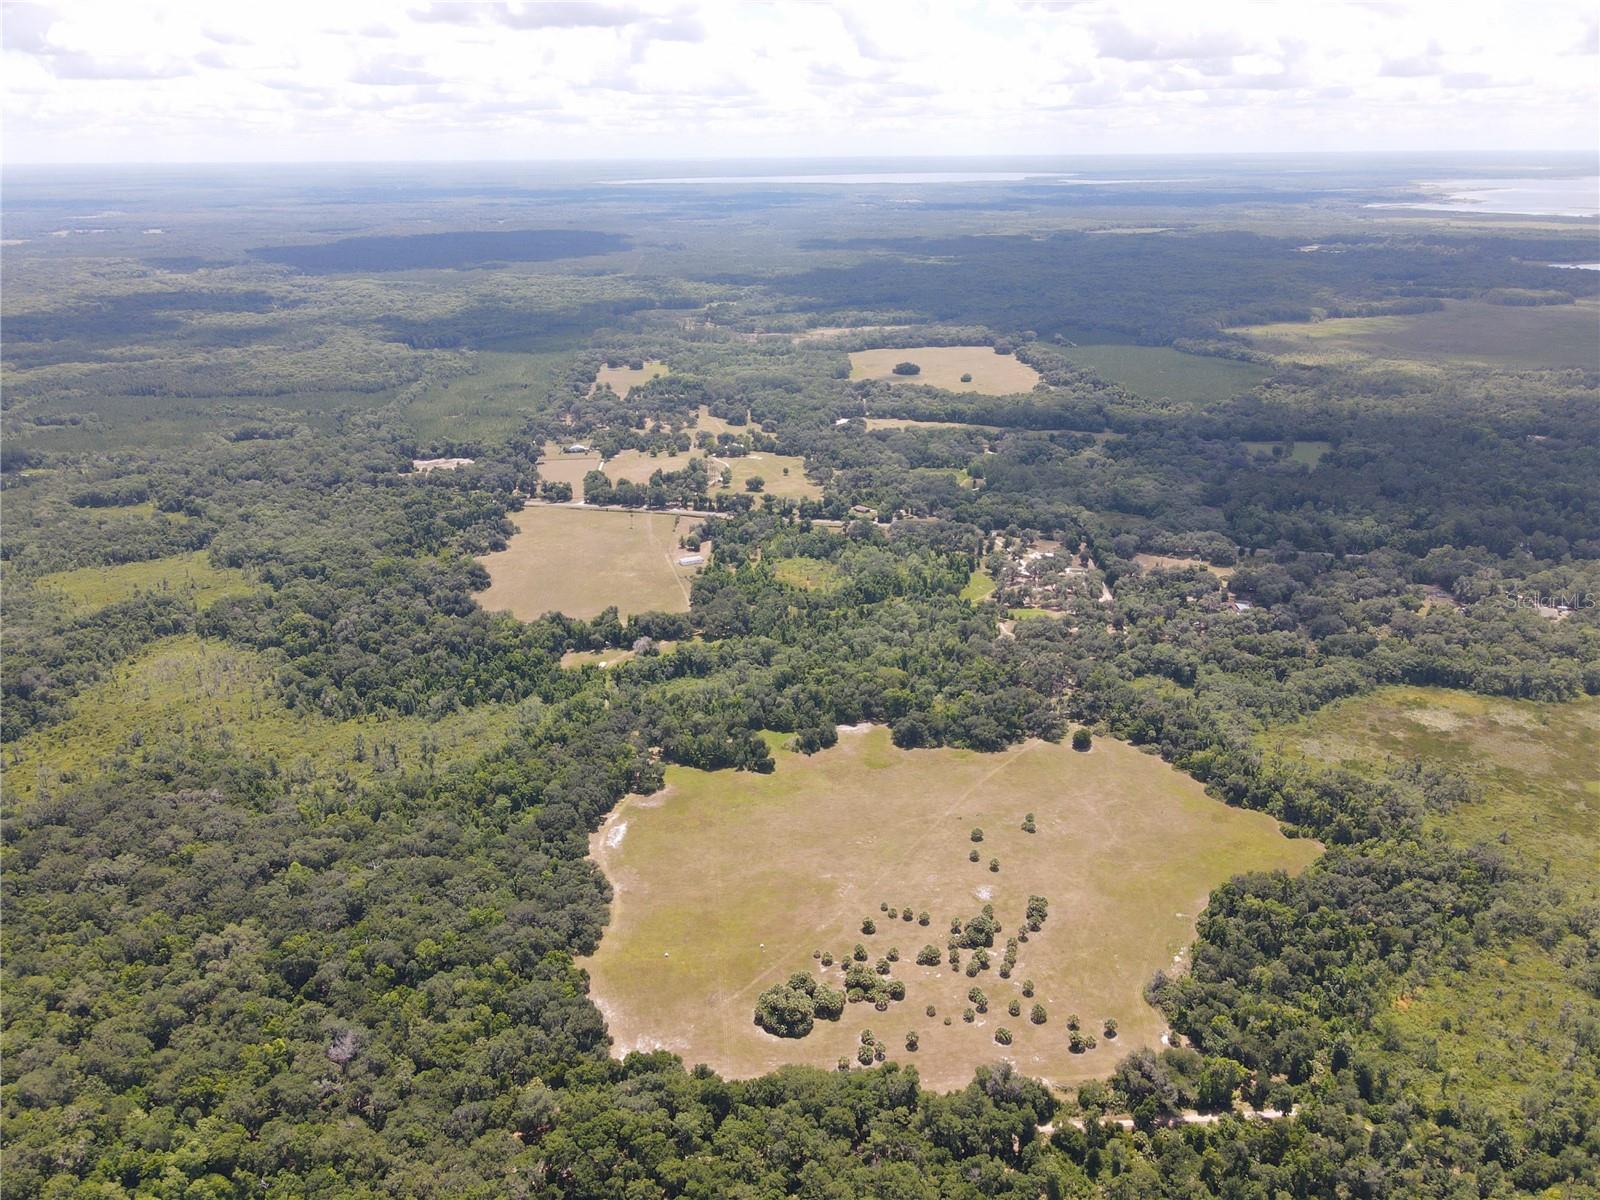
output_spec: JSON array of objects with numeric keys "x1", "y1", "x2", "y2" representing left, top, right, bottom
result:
[
  {"x1": 850, "y1": 347, "x2": 1041, "y2": 394},
  {"x1": 477, "y1": 506, "x2": 702, "y2": 620},
  {"x1": 591, "y1": 359, "x2": 668, "y2": 396},
  {"x1": 33, "y1": 550, "x2": 256, "y2": 615},
  {"x1": 583, "y1": 727, "x2": 1319, "y2": 1091}
]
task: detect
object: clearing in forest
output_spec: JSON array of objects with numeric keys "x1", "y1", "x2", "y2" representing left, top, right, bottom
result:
[
  {"x1": 850, "y1": 347, "x2": 1041, "y2": 394},
  {"x1": 477, "y1": 506, "x2": 703, "y2": 620},
  {"x1": 591, "y1": 359, "x2": 668, "y2": 397},
  {"x1": 33, "y1": 550, "x2": 256, "y2": 616},
  {"x1": 1059, "y1": 344, "x2": 1269, "y2": 404},
  {"x1": 1261, "y1": 687, "x2": 1600, "y2": 1118},
  {"x1": 1132, "y1": 554, "x2": 1235, "y2": 581},
  {"x1": 583, "y1": 726, "x2": 1319, "y2": 1091}
]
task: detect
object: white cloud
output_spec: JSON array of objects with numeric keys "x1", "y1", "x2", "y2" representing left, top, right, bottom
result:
[{"x1": 1, "y1": 0, "x2": 1595, "y2": 161}]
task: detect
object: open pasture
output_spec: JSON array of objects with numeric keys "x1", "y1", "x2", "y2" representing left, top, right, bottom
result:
[
  {"x1": 602, "y1": 448, "x2": 820, "y2": 501},
  {"x1": 34, "y1": 550, "x2": 256, "y2": 615},
  {"x1": 477, "y1": 505, "x2": 702, "y2": 620},
  {"x1": 537, "y1": 441, "x2": 606, "y2": 499},
  {"x1": 1234, "y1": 299, "x2": 1600, "y2": 371},
  {"x1": 583, "y1": 726, "x2": 1319, "y2": 1091},
  {"x1": 591, "y1": 359, "x2": 668, "y2": 397},
  {"x1": 850, "y1": 346, "x2": 1041, "y2": 394}
]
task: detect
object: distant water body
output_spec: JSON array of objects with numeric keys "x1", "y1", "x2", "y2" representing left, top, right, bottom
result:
[
  {"x1": 611, "y1": 171, "x2": 1071, "y2": 184},
  {"x1": 1374, "y1": 175, "x2": 1600, "y2": 217}
]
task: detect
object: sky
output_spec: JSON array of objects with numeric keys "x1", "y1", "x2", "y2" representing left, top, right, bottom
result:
[{"x1": 3, "y1": 0, "x2": 1597, "y2": 163}]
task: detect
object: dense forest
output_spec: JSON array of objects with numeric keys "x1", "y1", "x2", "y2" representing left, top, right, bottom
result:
[{"x1": 3, "y1": 165, "x2": 1598, "y2": 1198}]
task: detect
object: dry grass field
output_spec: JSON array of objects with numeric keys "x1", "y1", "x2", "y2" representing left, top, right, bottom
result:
[
  {"x1": 601, "y1": 448, "x2": 820, "y2": 501},
  {"x1": 537, "y1": 441, "x2": 605, "y2": 499},
  {"x1": 477, "y1": 506, "x2": 704, "y2": 620},
  {"x1": 591, "y1": 359, "x2": 668, "y2": 396},
  {"x1": 583, "y1": 727, "x2": 1320, "y2": 1091},
  {"x1": 1132, "y1": 554, "x2": 1235, "y2": 581},
  {"x1": 850, "y1": 347, "x2": 1041, "y2": 394}
]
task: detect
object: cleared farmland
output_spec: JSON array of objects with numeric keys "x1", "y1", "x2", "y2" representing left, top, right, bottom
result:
[
  {"x1": 850, "y1": 347, "x2": 1041, "y2": 394},
  {"x1": 476, "y1": 506, "x2": 703, "y2": 620},
  {"x1": 583, "y1": 726, "x2": 1320, "y2": 1091}
]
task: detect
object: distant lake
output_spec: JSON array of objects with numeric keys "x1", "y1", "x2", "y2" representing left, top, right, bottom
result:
[
  {"x1": 1373, "y1": 176, "x2": 1600, "y2": 217},
  {"x1": 1546, "y1": 261, "x2": 1600, "y2": 270},
  {"x1": 611, "y1": 172, "x2": 1072, "y2": 185}
]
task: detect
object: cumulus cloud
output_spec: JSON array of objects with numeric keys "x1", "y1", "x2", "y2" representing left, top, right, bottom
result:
[
  {"x1": 2, "y1": 0, "x2": 1594, "y2": 162},
  {"x1": 50, "y1": 52, "x2": 191, "y2": 79},
  {"x1": 1379, "y1": 54, "x2": 1440, "y2": 77},
  {"x1": 3, "y1": 4, "x2": 59, "y2": 54},
  {"x1": 1093, "y1": 21, "x2": 1256, "y2": 62},
  {"x1": 500, "y1": 2, "x2": 642, "y2": 29},
  {"x1": 350, "y1": 53, "x2": 441, "y2": 86}
]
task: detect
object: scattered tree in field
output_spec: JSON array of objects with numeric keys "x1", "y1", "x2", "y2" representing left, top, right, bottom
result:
[
  {"x1": 943, "y1": 1016, "x2": 953, "y2": 1026},
  {"x1": 970, "y1": 827, "x2": 984, "y2": 842},
  {"x1": 960, "y1": 373, "x2": 973, "y2": 382},
  {"x1": 862, "y1": 918, "x2": 876, "y2": 935},
  {"x1": 857, "y1": 1045, "x2": 874, "y2": 1065},
  {"x1": 925, "y1": 1004, "x2": 937, "y2": 1017},
  {"x1": 1103, "y1": 1018, "x2": 1118, "y2": 1039},
  {"x1": 905, "y1": 1031, "x2": 919, "y2": 1051},
  {"x1": 754, "y1": 975, "x2": 822, "y2": 1037},
  {"x1": 1072, "y1": 728, "x2": 1092, "y2": 751},
  {"x1": 901, "y1": 907, "x2": 914, "y2": 921},
  {"x1": 989, "y1": 858, "x2": 1000, "y2": 872},
  {"x1": 968, "y1": 987, "x2": 988, "y2": 1009},
  {"x1": 995, "y1": 1027, "x2": 1013, "y2": 1045},
  {"x1": 968, "y1": 849, "x2": 980, "y2": 863},
  {"x1": 744, "y1": 476, "x2": 765, "y2": 493},
  {"x1": 1067, "y1": 1013, "x2": 1081, "y2": 1031},
  {"x1": 891, "y1": 361, "x2": 921, "y2": 376},
  {"x1": 880, "y1": 902, "x2": 889, "y2": 912},
  {"x1": 948, "y1": 947, "x2": 960, "y2": 968},
  {"x1": 1030, "y1": 1003, "x2": 1047, "y2": 1025},
  {"x1": 887, "y1": 907, "x2": 898, "y2": 919},
  {"x1": 874, "y1": 958, "x2": 891, "y2": 976},
  {"x1": 812, "y1": 949, "x2": 821, "y2": 959},
  {"x1": 917, "y1": 911, "x2": 930, "y2": 926},
  {"x1": 820, "y1": 952, "x2": 833, "y2": 967},
  {"x1": 1008, "y1": 999, "x2": 1022, "y2": 1017},
  {"x1": 813, "y1": 985, "x2": 845, "y2": 1021},
  {"x1": 1021, "y1": 812, "x2": 1036, "y2": 833},
  {"x1": 962, "y1": 1008, "x2": 976, "y2": 1023},
  {"x1": 853, "y1": 944, "x2": 868, "y2": 962},
  {"x1": 1022, "y1": 979, "x2": 1035, "y2": 997},
  {"x1": 1069, "y1": 1032, "x2": 1088, "y2": 1054},
  {"x1": 860, "y1": 1029, "x2": 874, "y2": 1045},
  {"x1": 916, "y1": 944, "x2": 941, "y2": 966},
  {"x1": 837, "y1": 1057, "x2": 850, "y2": 1072}
]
